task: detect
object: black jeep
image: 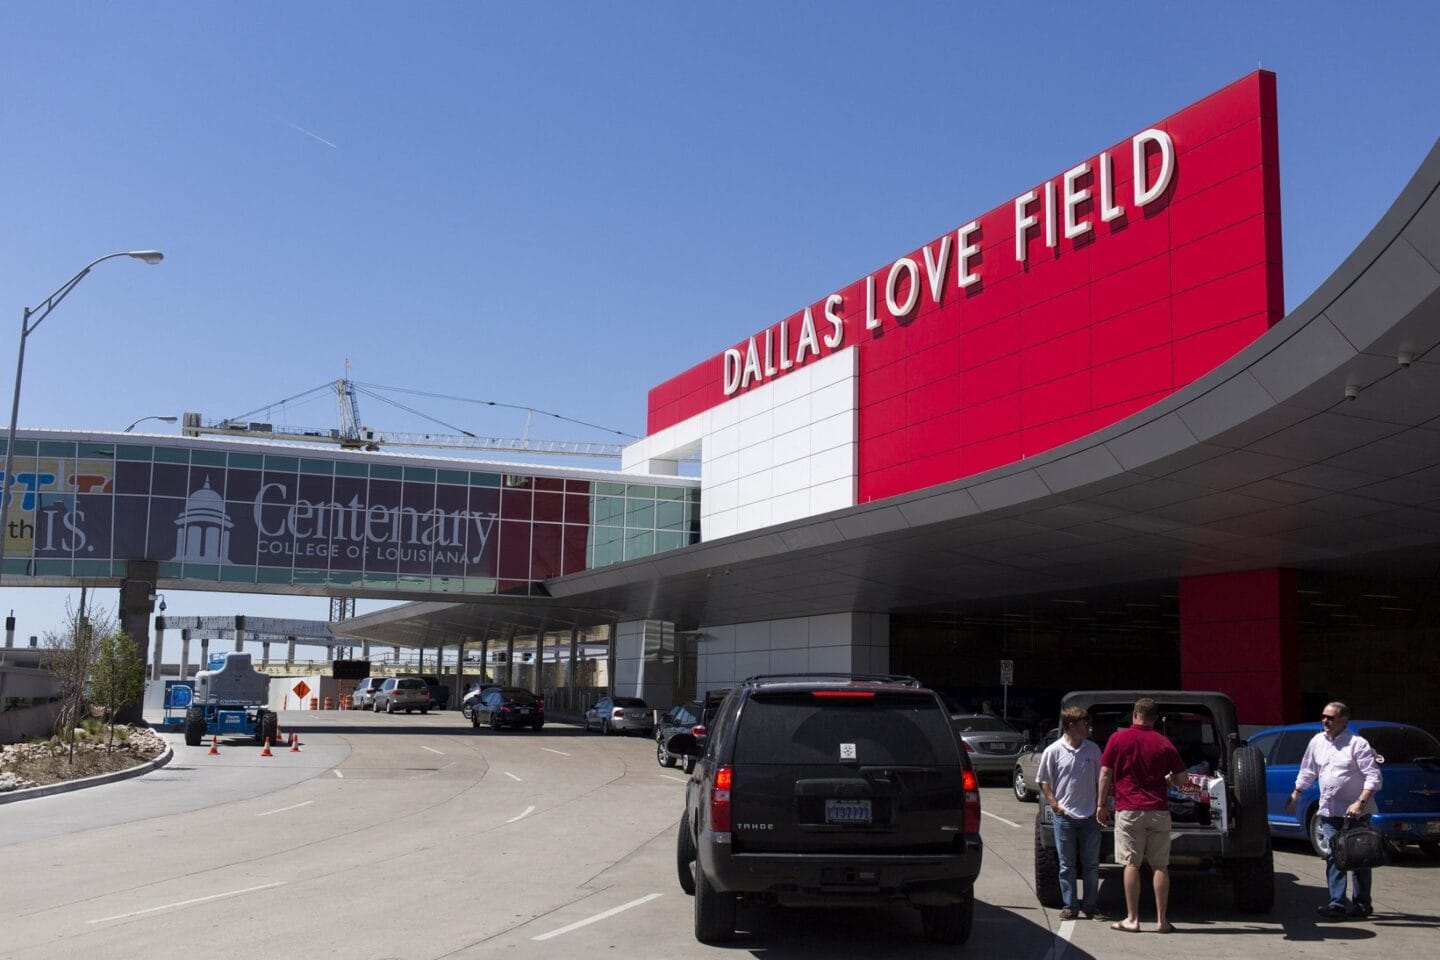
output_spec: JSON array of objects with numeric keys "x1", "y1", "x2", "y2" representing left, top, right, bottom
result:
[
  {"x1": 1034, "y1": 690, "x2": 1272, "y2": 913},
  {"x1": 668, "y1": 674, "x2": 984, "y2": 944}
]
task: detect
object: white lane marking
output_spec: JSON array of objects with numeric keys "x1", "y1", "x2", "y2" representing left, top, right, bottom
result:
[
  {"x1": 541, "y1": 747, "x2": 570, "y2": 757},
  {"x1": 983, "y1": 810, "x2": 1022, "y2": 828},
  {"x1": 88, "y1": 881, "x2": 287, "y2": 924},
  {"x1": 333, "y1": 770, "x2": 344, "y2": 779},
  {"x1": 1040, "y1": 916, "x2": 1076, "y2": 960},
  {"x1": 531, "y1": 893, "x2": 664, "y2": 941},
  {"x1": 505, "y1": 772, "x2": 523, "y2": 782},
  {"x1": 507, "y1": 805, "x2": 536, "y2": 823},
  {"x1": 420, "y1": 746, "x2": 444, "y2": 755},
  {"x1": 257, "y1": 800, "x2": 314, "y2": 817},
  {"x1": 659, "y1": 774, "x2": 688, "y2": 784}
]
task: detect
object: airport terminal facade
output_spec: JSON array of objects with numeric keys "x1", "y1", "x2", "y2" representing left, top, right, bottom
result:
[{"x1": 7, "y1": 72, "x2": 1440, "y2": 730}]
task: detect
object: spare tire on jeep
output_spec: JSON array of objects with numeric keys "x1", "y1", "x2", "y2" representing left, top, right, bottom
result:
[{"x1": 1033, "y1": 815, "x2": 1063, "y2": 908}]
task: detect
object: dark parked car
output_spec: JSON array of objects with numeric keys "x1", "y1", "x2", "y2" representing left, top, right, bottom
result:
[
  {"x1": 417, "y1": 675, "x2": 451, "y2": 710},
  {"x1": 471, "y1": 686, "x2": 545, "y2": 731},
  {"x1": 460, "y1": 681, "x2": 499, "y2": 720},
  {"x1": 584, "y1": 696, "x2": 652, "y2": 735},
  {"x1": 1247, "y1": 719, "x2": 1440, "y2": 858},
  {"x1": 656, "y1": 701, "x2": 705, "y2": 772},
  {"x1": 668, "y1": 673, "x2": 983, "y2": 945},
  {"x1": 1033, "y1": 691, "x2": 1273, "y2": 913}
]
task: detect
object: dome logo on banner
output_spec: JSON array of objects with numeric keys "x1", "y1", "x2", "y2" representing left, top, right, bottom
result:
[{"x1": 721, "y1": 127, "x2": 1177, "y2": 398}]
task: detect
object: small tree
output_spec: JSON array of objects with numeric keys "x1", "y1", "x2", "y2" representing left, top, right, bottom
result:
[
  {"x1": 42, "y1": 593, "x2": 105, "y2": 763},
  {"x1": 92, "y1": 628, "x2": 146, "y2": 751}
]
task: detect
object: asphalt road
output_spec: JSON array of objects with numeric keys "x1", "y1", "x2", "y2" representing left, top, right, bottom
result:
[{"x1": 2, "y1": 711, "x2": 1436, "y2": 960}]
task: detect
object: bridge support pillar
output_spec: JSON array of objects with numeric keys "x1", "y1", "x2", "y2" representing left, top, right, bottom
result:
[
  {"x1": 152, "y1": 615, "x2": 166, "y2": 680},
  {"x1": 180, "y1": 629, "x2": 191, "y2": 681},
  {"x1": 117, "y1": 561, "x2": 158, "y2": 722},
  {"x1": 505, "y1": 631, "x2": 515, "y2": 686},
  {"x1": 233, "y1": 615, "x2": 246, "y2": 653},
  {"x1": 5, "y1": 612, "x2": 14, "y2": 647},
  {"x1": 261, "y1": 640, "x2": 271, "y2": 669},
  {"x1": 286, "y1": 637, "x2": 296, "y2": 668}
]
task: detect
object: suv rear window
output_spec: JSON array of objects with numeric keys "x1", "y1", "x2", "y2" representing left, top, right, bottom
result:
[
  {"x1": 503, "y1": 689, "x2": 539, "y2": 704},
  {"x1": 396, "y1": 678, "x2": 426, "y2": 690},
  {"x1": 735, "y1": 692, "x2": 957, "y2": 765}
]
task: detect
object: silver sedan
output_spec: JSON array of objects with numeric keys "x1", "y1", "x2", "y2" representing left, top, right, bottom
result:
[
  {"x1": 951, "y1": 714, "x2": 1028, "y2": 779},
  {"x1": 1012, "y1": 727, "x2": 1060, "y2": 801}
]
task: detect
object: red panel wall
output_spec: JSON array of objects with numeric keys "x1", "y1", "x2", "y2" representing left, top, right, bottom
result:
[
  {"x1": 1180, "y1": 568, "x2": 1300, "y2": 726},
  {"x1": 647, "y1": 72, "x2": 1283, "y2": 504}
]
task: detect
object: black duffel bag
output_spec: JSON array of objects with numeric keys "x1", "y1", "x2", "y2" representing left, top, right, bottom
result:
[{"x1": 1331, "y1": 817, "x2": 1390, "y2": 871}]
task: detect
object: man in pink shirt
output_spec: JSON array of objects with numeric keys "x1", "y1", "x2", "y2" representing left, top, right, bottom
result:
[
  {"x1": 1097, "y1": 697, "x2": 1188, "y2": 933},
  {"x1": 1286, "y1": 701, "x2": 1383, "y2": 920}
]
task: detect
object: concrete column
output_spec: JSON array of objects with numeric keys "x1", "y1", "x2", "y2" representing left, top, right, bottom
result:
[
  {"x1": 362, "y1": 640, "x2": 371, "y2": 660},
  {"x1": 455, "y1": 639, "x2": 466, "y2": 708},
  {"x1": 5, "y1": 612, "x2": 14, "y2": 648},
  {"x1": 480, "y1": 635, "x2": 490, "y2": 684},
  {"x1": 286, "y1": 637, "x2": 295, "y2": 668},
  {"x1": 1180, "y1": 568, "x2": 1299, "y2": 726},
  {"x1": 606, "y1": 621, "x2": 617, "y2": 695},
  {"x1": 568, "y1": 625, "x2": 579, "y2": 689},
  {"x1": 233, "y1": 614, "x2": 246, "y2": 653},
  {"x1": 152, "y1": 615, "x2": 166, "y2": 681},
  {"x1": 200, "y1": 636, "x2": 210, "y2": 672},
  {"x1": 505, "y1": 632, "x2": 516, "y2": 686},
  {"x1": 261, "y1": 640, "x2": 271, "y2": 669},
  {"x1": 117, "y1": 563, "x2": 158, "y2": 722},
  {"x1": 180, "y1": 629, "x2": 191, "y2": 681}
]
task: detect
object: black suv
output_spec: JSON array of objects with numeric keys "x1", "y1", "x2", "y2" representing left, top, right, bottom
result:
[
  {"x1": 667, "y1": 674, "x2": 983, "y2": 944},
  {"x1": 1034, "y1": 690, "x2": 1272, "y2": 913}
]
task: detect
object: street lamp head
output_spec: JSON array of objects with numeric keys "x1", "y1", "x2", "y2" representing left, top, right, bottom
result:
[{"x1": 127, "y1": 250, "x2": 164, "y2": 265}]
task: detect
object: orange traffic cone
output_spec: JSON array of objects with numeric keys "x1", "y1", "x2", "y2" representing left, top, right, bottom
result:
[
  {"x1": 260, "y1": 738, "x2": 274, "y2": 757},
  {"x1": 208, "y1": 736, "x2": 220, "y2": 755},
  {"x1": 289, "y1": 732, "x2": 301, "y2": 753}
]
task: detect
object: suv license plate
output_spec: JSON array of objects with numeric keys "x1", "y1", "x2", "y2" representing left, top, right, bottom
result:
[
  {"x1": 825, "y1": 799, "x2": 872, "y2": 824},
  {"x1": 1426, "y1": 821, "x2": 1440, "y2": 835},
  {"x1": 518, "y1": 707, "x2": 530, "y2": 715}
]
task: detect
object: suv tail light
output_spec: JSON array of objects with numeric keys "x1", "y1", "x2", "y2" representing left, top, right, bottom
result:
[
  {"x1": 612, "y1": 708, "x2": 625, "y2": 718},
  {"x1": 691, "y1": 724, "x2": 706, "y2": 737},
  {"x1": 711, "y1": 765, "x2": 733, "y2": 833},
  {"x1": 962, "y1": 768, "x2": 981, "y2": 834},
  {"x1": 961, "y1": 740, "x2": 974, "y2": 753},
  {"x1": 536, "y1": 697, "x2": 545, "y2": 710}
]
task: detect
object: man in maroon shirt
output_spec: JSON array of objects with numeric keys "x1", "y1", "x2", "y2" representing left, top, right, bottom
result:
[{"x1": 1096, "y1": 697, "x2": 1188, "y2": 933}]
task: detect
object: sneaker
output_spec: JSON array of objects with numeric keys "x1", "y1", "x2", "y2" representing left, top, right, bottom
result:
[
  {"x1": 1086, "y1": 910, "x2": 1111, "y2": 922},
  {"x1": 1315, "y1": 903, "x2": 1348, "y2": 921},
  {"x1": 1347, "y1": 902, "x2": 1373, "y2": 919},
  {"x1": 1058, "y1": 908, "x2": 1078, "y2": 920}
]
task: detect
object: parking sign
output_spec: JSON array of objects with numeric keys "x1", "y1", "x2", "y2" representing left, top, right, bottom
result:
[{"x1": 1000, "y1": 659, "x2": 1014, "y2": 686}]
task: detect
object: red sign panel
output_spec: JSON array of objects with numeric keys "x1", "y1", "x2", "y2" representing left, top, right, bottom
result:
[{"x1": 647, "y1": 72, "x2": 1282, "y2": 503}]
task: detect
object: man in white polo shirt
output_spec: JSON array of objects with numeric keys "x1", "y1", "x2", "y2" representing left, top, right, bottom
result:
[{"x1": 1037, "y1": 706, "x2": 1107, "y2": 921}]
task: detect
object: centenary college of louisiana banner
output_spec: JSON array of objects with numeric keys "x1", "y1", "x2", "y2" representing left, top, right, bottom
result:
[
  {"x1": 0, "y1": 437, "x2": 699, "y2": 595},
  {"x1": 647, "y1": 71, "x2": 1284, "y2": 502}
]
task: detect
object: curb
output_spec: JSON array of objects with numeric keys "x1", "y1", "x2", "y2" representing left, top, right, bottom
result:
[{"x1": 0, "y1": 744, "x2": 174, "y2": 805}]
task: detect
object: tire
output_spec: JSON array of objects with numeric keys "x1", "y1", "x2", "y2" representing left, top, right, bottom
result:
[
  {"x1": 421, "y1": 709, "x2": 428, "y2": 715},
  {"x1": 1232, "y1": 841, "x2": 1275, "y2": 913},
  {"x1": 184, "y1": 706, "x2": 206, "y2": 747},
  {"x1": 677, "y1": 811, "x2": 697, "y2": 895},
  {"x1": 531, "y1": 720, "x2": 544, "y2": 731},
  {"x1": 1421, "y1": 840, "x2": 1440, "y2": 860},
  {"x1": 471, "y1": 710, "x2": 481, "y2": 730},
  {"x1": 683, "y1": 755, "x2": 697, "y2": 775},
  {"x1": 260, "y1": 711, "x2": 278, "y2": 747},
  {"x1": 1034, "y1": 816, "x2": 1063, "y2": 908},
  {"x1": 462, "y1": 705, "x2": 472, "y2": 720},
  {"x1": 1013, "y1": 764, "x2": 1037, "y2": 802},
  {"x1": 657, "y1": 736, "x2": 677, "y2": 768},
  {"x1": 491, "y1": 713, "x2": 501, "y2": 732},
  {"x1": 693, "y1": 859, "x2": 736, "y2": 943},
  {"x1": 405, "y1": 708, "x2": 412, "y2": 715},
  {"x1": 386, "y1": 699, "x2": 395, "y2": 714},
  {"x1": 920, "y1": 891, "x2": 975, "y2": 945},
  {"x1": 602, "y1": 718, "x2": 612, "y2": 736},
  {"x1": 1307, "y1": 808, "x2": 1330, "y2": 858},
  {"x1": 1230, "y1": 745, "x2": 1268, "y2": 851}
]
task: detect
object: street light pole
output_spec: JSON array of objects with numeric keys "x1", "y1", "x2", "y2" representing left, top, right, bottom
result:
[
  {"x1": 123, "y1": 415, "x2": 178, "y2": 433},
  {"x1": 0, "y1": 250, "x2": 164, "y2": 585}
]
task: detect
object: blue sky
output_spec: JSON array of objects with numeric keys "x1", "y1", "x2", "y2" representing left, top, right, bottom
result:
[{"x1": 3, "y1": 2, "x2": 1439, "y2": 655}]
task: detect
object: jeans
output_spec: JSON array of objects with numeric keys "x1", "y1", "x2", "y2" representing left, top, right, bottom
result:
[
  {"x1": 1053, "y1": 814, "x2": 1101, "y2": 911},
  {"x1": 1319, "y1": 816, "x2": 1373, "y2": 910}
]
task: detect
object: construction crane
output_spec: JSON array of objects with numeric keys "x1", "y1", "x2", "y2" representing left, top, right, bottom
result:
[{"x1": 182, "y1": 379, "x2": 634, "y2": 460}]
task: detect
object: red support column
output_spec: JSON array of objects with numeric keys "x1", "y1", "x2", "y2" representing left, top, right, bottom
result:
[{"x1": 1179, "y1": 568, "x2": 1299, "y2": 726}]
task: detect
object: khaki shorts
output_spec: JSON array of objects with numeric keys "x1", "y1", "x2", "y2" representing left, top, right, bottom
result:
[{"x1": 1114, "y1": 810, "x2": 1173, "y2": 868}]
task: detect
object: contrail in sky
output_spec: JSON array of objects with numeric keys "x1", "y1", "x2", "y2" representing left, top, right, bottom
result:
[{"x1": 278, "y1": 117, "x2": 338, "y2": 149}]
